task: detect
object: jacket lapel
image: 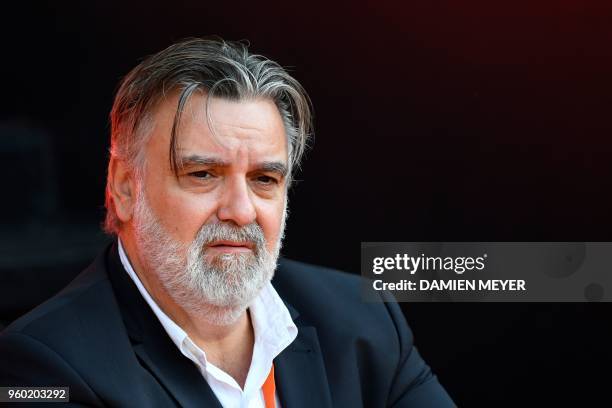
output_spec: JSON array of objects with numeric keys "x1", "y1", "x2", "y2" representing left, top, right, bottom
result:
[
  {"x1": 274, "y1": 303, "x2": 334, "y2": 408},
  {"x1": 132, "y1": 339, "x2": 222, "y2": 408},
  {"x1": 106, "y1": 242, "x2": 222, "y2": 408}
]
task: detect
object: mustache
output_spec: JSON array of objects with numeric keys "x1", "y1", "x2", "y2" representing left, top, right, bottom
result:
[{"x1": 195, "y1": 222, "x2": 266, "y2": 253}]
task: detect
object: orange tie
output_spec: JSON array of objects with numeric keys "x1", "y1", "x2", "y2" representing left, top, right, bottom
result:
[{"x1": 261, "y1": 363, "x2": 276, "y2": 408}]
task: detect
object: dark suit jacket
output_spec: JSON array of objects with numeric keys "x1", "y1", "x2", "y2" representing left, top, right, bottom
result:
[{"x1": 0, "y1": 242, "x2": 454, "y2": 407}]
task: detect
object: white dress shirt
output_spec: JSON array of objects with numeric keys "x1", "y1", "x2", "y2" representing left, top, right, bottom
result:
[{"x1": 118, "y1": 239, "x2": 298, "y2": 408}]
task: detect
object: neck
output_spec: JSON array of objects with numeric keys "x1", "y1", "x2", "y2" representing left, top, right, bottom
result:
[{"x1": 119, "y1": 232, "x2": 255, "y2": 387}]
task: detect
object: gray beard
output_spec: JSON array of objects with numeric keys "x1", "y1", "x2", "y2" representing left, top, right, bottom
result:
[{"x1": 132, "y1": 191, "x2": 284, "y2": 326}]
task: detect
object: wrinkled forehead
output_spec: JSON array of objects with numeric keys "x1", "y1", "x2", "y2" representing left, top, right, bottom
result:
[{"x1": 144, "y1": 90, "x2": 289, "y2": 171}]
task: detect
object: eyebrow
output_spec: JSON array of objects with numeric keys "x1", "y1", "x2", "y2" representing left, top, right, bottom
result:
[
  {"x1": 180, "y1": 154, "x2": 227, "y2": 167},
  {"x1": 179, "y1": 154, "x2": 288, "y2": 177}
]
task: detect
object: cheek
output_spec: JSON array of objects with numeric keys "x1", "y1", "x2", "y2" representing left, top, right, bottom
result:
[
  {"x1": 257, "y1": 198, "x2": 286, "y2": 247},
  {"x1": 150, "y1": 188, "x2": 217, "y2": 241}
]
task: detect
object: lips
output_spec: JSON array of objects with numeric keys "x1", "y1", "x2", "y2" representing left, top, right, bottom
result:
[{"x1": 206, "y1": 240, "x2": 254, "y2": 254}]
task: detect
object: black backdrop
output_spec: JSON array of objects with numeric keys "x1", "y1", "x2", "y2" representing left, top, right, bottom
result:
[{"x1": 2, "y1": 1, "x2": 612, "y2": 406}]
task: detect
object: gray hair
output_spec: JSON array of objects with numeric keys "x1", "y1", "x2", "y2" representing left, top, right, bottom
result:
[{"x1": 104, "y1": 37, "x2": 313, "y2": 235}]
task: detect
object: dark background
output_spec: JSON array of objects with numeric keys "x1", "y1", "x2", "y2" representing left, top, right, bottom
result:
[{"x1": 2, "y1": 1, "x2": 612, "y2": 406}]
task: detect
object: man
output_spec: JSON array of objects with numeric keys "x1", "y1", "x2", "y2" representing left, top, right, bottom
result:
[{"x1": 0, "y1": 38, "x2": 454, "y2": 407}]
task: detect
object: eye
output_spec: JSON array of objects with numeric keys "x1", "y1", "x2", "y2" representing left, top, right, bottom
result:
[
  {"x1": 256, "y1": 175, "x2": 278, "y2": 185},
  {"x1": 189, "y1": 170, "x2": 214, "y2": 179}
]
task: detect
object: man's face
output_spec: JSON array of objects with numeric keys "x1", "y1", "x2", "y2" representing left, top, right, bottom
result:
[
  {"x1": 142, "y1": 91, "x2": 288, "y2": 259},
  {"x1": 128, "y1": 91, "x2": 288, "y2": 323}
]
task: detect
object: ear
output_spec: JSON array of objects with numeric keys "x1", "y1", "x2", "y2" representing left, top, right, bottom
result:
[{"x1": 109, "y1": 158, "x2": 138, "y2": 223}]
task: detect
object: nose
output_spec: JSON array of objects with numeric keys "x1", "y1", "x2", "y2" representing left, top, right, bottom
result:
[{"x1": 216, "y1": 176, "x2": 257, "y2": 226}]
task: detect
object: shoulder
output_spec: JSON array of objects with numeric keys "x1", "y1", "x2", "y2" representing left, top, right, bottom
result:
[
  {"x1": 274, "y1": 257, "x2": 396, "y2": 302},
  {"x1": 273, "y1": 258, "x2": 367, "y2": 311},
  {"x1": 0, "y1": 251, "x2": 116, "y2": 404},
  {"x1": 273, "y1": 259, "x2": 458, "y2": 406},
  {"x1": 2, "y1": 251, "x2": 113, "y2": 342},
  {"x1": 274, "y1": 258, "x2": 363, "y2": 296},
  {"x1": 273, "y1": 258, "x2": 407, "y2": 343},
  {"x1": 0, "y1": 245, "x2": 126, "y2": 378}
]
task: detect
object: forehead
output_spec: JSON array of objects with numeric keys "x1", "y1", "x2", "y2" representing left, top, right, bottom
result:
[{"x1": 146, "y1": 91, "x2": 288, "y2": 166}]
